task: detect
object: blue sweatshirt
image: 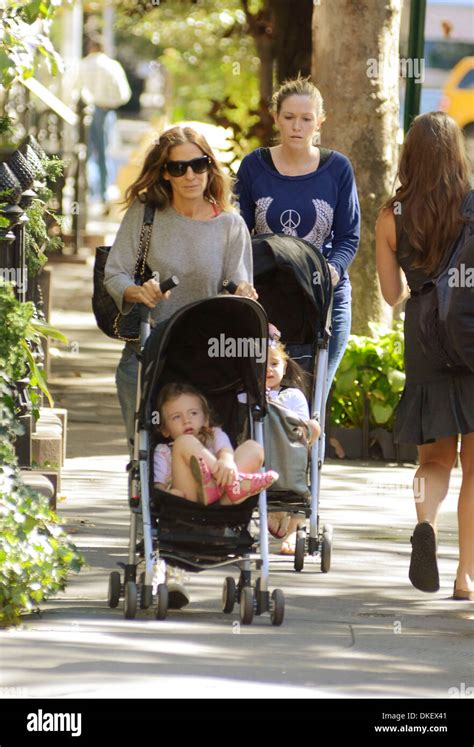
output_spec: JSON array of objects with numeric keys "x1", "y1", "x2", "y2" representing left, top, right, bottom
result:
[{"x1": 235, "y1": 148, "x2": 360, "y2": 299}]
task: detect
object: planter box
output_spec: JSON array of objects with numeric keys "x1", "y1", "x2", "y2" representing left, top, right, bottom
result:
[
  {"x1": 395, "y1": 441, "x2": 418, "y2": 464},
  {"x1": 370, "y1": 427, "x2": 418, "y2": 464},
  {"x1": 326, "y1": 425, "x2": 419, "y2": 464},
  {"x1": 326, "y1": 426, "x2": 364, "y2": 460}
]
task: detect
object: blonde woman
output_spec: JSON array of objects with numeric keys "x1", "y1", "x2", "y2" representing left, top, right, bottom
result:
[
  {"x1": 236, "y1": 75, "x2": 360, "y2": 387},
  {"x1": 376, "y1": 112, "x2": 474, "y2": 600},
  {"x1": 105, "y1": 126, "x2": 256, "y2": 446}
]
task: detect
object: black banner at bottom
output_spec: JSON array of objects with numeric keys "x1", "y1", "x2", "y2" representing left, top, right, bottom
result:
[{"x1": 0, "y1": 698, "x2": 471, "y2": 743}]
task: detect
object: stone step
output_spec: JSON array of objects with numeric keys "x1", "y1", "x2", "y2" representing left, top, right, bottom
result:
[
  {"x1": 31, "y1": 430, "x2": 62, "y2": 491},
  {"x1": 20, "y1": 470, "x2": 57, "y2": 510},
  {"x1": 38, "y1": 407, "x2": 68, "y2": 465}
]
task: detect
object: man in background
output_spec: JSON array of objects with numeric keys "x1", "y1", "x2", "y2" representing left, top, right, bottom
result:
[{"x1": 77, "y1": 36, "x2": 132, "y2": 207}]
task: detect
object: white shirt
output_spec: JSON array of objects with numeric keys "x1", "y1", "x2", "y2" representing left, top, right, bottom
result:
[
  {"x1": 77, "y1": 53, "x2": 131, "y2": 109},
  {"x1": 238, "y1": 387, "x2": 310, "y2": 420},
  {"x1": 267, "y1": 387, "x2": 310, "y2": 420}
]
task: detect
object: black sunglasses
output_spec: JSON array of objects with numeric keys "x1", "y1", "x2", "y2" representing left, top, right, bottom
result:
[{"x1": 165, "y1": 155, "x2": 212, "y2": 177}]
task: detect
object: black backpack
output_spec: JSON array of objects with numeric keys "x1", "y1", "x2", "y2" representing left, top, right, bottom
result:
[{"x1": 416, "y1": 190, "x2": 474, "y2": 373}]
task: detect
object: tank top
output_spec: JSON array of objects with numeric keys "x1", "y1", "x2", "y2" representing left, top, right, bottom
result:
[{"x1": 394, "y1": 212, "x2": 433, "y2": 293}]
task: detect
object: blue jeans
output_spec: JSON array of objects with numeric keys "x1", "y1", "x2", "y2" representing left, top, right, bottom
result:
[
  {"x1": 116, "y1": 345, "x2": 139, "y2": 451},
  {"x1": 327, "y1": 291, "x2": 352, "y2": 393},
  {"x1": 88, "y1": 107, "x2": 113, "y2": 201}
]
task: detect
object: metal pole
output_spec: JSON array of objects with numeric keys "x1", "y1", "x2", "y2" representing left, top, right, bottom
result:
[{"x1": 404, "y1": 0, "x2": 427, "y2": 134}]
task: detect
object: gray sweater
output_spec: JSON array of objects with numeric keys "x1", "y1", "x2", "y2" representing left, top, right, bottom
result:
[{"x1": 104, "y1": 200, "x2": 253, "y2": 326}]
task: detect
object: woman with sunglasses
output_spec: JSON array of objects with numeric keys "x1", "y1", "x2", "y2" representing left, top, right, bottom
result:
[{"x1": 105, "y1": 125, "x2": 257, "y2": 449}]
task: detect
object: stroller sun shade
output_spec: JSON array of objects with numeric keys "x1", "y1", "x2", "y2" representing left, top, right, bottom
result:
[
  {"x1": 140, "y1": 296, "x2": 269, "y2": 430},
  {"x1": 252, "y1": 234, "x2": 333, "y2": 344}
]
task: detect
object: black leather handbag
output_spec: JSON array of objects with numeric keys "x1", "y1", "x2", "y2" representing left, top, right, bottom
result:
[{"x1": 92, "y1": 203, "x2": 155, "y2": 342}]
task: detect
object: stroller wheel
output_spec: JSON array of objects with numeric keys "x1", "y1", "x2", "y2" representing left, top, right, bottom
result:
[
  {"x1": 294, "y1": 535, "x2": 305, "y2": 573},
  {"x1": 270, "y1": 589, "x2": 285, "y2": 626},
  {"x1": 138, "y1": 572, "x2": 153, "y2": 609},
  {"x1": 321, "y1": 526, "x2": 333, "y2": 574},
  {"x1": 108, "y1": 571, "x2": 121, "y2": 608},
  {"x1": 222, "y1": 577, "x2": 236, "y2": 614},
  {"x1": 156, "y1": 583, "x2": 169, "y2": 620},
  {"x1": 124, "y1": 581, "x2": 138, "y2": 619},
  {"x1": 240, "y1": 587, "x2": 255, "y2": 625}
]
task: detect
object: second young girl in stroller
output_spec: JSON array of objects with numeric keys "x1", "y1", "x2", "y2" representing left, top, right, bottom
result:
[
  {"x1": 153, "y1": 383, "x2": 278, "y2": 505},
  {"x1": 266, "y1": 341, "x2": 321, "y2": 553}
]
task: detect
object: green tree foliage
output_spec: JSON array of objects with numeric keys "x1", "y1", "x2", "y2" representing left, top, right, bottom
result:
[
  {"x1": 331, "y1": 321, "x2": 405, "y2": 431},
  {"x1": 115, "y1": 0, "x2": 263, "y2": 161},
  {"x1": 0, "y1": 2, "x2": 83, "y2": 626},
  {"x1": 0, "y1": 1, "x2": 73, "y2": 88}
]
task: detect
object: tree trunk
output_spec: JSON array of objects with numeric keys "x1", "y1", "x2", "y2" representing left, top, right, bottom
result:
[
  {"x1": 242, "y1": 0, "x2": 275, "y2": 145},
  {"x1": 272, "y1": 0, "x2": 313, "y2": 82},
  {"x1": 312, "y1": 1, "x2": 402, "y2": 334}
]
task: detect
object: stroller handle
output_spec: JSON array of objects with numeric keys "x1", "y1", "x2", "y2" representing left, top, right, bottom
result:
[
  {"x1": 222, "y1": 279, "x2": 238, "y2": 294},
  {"x1": 139, "y1": 275, "x2": 180, "y2": 322},
  {"x1": 160, "y1": 275, "x2": 180, "y2": 293}
]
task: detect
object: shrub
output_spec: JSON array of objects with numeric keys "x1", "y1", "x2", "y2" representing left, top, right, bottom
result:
[
  {"x1": 0, "y1": 283, "x2": 83, "y2": 627},
  {"x1": 330, "y1": 320, "x2": 406, "y2": 430}
]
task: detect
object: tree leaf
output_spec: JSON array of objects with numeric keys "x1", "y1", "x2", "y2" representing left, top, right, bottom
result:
[
  {"x1": 371, "y1": 402, "x2": 393, "y2": 425},
  {"x1": 20, "y1": 339, "x2": 54, "y2": 407}
]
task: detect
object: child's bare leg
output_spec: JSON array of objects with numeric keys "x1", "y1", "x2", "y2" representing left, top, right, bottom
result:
[
  {"x1": 219, "y1": 440, "x2": 262, "y2": 506},
  {"x1": 171, "y1": 434, "x2": 218, "y2": 502},
  {"x1": 233, "y1": 440, "x2": 263, "y2": 472}
]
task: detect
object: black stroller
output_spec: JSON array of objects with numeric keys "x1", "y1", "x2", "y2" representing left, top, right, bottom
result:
[
  {"x1": 108, "y1": 294, "x2": 286, "y2": 625},
  {"x1": 252, "y1": 233, "x2": 334, "y2": 572}
]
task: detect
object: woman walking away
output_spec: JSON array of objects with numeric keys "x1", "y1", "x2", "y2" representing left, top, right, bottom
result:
[{"x1": 376, "y1": 112, "x2": 474, "y2": 600}]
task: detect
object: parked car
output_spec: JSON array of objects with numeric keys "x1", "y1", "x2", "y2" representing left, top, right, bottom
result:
[{"x1": 439, "y1": 57, "x2": 474, "y2": 165}]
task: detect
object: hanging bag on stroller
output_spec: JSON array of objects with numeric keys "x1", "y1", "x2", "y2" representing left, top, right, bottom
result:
[{"x1": 263, "y1": 398, "x2": 310, "y2": 498}]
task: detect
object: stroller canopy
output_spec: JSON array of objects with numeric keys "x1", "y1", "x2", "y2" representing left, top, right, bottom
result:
[
  {"x1": 140, "y1": 296, "x2": 269, "y2": 431},
  {"x1": 252, "y1": 233, "x2": 333, "y2": 344}
]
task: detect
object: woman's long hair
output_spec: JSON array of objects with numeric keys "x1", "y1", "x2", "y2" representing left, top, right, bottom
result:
[
  {"x1": 124, "y1": 126, "x2": 234, "y2": 212},
  {"x1": 271, "y1": 343, "x2": 311, "y2": 400},
  {"x1": 382, "y1": 112, "x2": 471, "y2": 275}
]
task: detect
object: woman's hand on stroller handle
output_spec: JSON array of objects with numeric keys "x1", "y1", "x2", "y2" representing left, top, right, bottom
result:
[
  {"x1": 222, "y1": 279, "x2": 258, "y2": 301},
  {"x1": 124, "y1": 275, "x2": 179, "y2": 309}
]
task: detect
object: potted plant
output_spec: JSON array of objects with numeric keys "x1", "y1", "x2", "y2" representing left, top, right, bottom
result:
[{"x1": 328, "y1": 320, "x2": 417, "y2": 462}]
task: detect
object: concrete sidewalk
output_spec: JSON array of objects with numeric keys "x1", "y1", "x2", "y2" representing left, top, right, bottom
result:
[{"x1": 0, "y1": 259, "x2": 472, "y2": 700}]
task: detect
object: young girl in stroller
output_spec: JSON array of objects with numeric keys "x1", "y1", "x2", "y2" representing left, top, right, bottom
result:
[
  {"x1": 153, "y1": 382, "x2": 278, "y2": 506},
  {"x1": 265, "y1": 338, "x2": 321, "y2": 553}
]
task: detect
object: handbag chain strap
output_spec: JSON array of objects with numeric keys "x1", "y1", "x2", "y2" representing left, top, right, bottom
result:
[
  {"x1": 134, "y1": 206, "x2": 154, "y2": 280},
  {"x1": 113, "y1": 204, "x2": 154, "y2": 343}
]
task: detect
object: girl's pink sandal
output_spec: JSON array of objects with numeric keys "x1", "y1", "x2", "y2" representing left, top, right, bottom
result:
[
  {"x1": 190, "y1": 456, "x2": 222, "y2": 506},
  {"x1": 223, "y1": 470, "x2": 279, "y2": 505}
]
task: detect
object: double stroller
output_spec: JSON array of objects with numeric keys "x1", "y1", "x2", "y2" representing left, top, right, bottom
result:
[{"x1": 107, "y1": 233, "x2": 334, "y2": 625}]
